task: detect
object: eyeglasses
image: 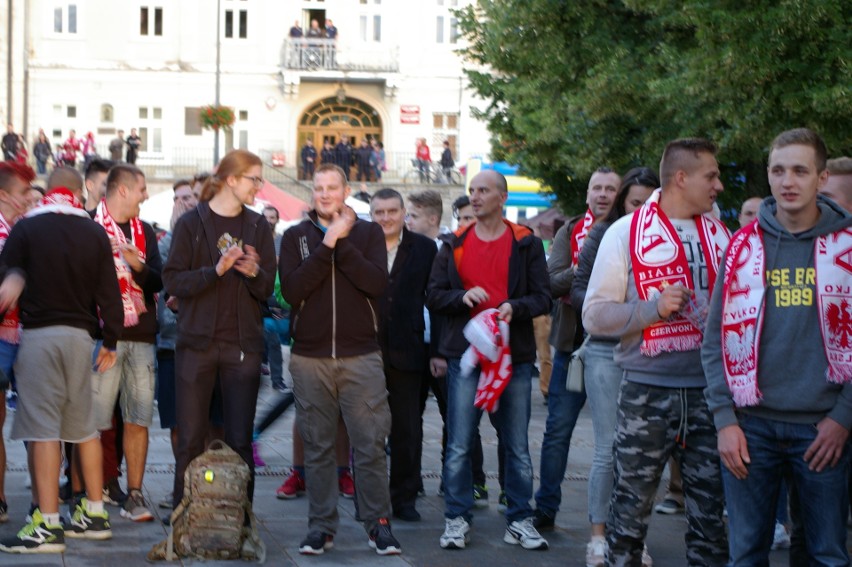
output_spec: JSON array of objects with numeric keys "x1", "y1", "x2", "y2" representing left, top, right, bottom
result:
[{"x1": 242, "y1": 175, "x2": 264, "y2": 188}]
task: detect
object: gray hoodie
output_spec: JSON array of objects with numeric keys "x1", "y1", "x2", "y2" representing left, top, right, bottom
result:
[{"x1": 702, "y1": 196, "x2": 852, "y2": 431}]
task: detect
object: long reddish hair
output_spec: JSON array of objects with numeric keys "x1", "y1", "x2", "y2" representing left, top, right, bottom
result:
[{"x1": 200, "y1": 149, "x2": 262, "y2": 202}]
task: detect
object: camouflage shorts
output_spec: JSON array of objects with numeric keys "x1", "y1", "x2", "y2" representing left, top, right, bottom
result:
[{"x1": 606, "y1": 381, "x2": 728, "y2": 567}]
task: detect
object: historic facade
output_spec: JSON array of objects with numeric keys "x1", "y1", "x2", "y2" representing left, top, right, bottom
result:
[{"x1": 0, "y1": 0, "x2": 491, "y2": 174}]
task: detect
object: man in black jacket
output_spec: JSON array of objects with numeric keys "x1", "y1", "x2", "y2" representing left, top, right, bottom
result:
[
  {"x1": 0, "y1": 168, "x2": 123, "y2": 552},
  {"x1": 428, "y1": 169, "x2": 552, "y2": 551},
  {"x1": 371, "y1": 188, "x2": 437, "y2": 522},
  {"x1": 355, "y1": 139, "x2": 373, "y2": 182},
  {"x1": 279, "y1": 163, "x2": 400, "y2": 556},
  {"x1": 334, "y1": 136, "x2": 352, "y2": 181},
  {"x1": 300, "y1": 139, "x2": 317, "y2": 180}
]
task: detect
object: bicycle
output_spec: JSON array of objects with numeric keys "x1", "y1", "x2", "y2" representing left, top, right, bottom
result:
[{"x1": 403, "y1": 159, "x2": 462, "y2": 185}]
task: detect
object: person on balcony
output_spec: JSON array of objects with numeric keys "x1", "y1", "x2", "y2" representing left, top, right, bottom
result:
[
  {"x1": 325, "y1": 20, "x2": 337, "y2": 40},
  {"x1": 307, "y1": 19, "x2": 323, "y2": 38},
  {"x1": 289, "y1": 20, "x2": 302, "y2": 38}
]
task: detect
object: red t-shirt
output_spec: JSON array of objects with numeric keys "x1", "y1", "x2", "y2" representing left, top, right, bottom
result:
[{"x1": 457, "y1": 226, "x2": 512, "y2": 316}]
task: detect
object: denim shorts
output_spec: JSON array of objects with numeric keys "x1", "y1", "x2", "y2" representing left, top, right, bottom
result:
[{"x1": 92, "y1": 340, "x2": 156, "y2": 429}]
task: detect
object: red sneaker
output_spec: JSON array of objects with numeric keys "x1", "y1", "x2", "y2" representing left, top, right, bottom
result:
[
  {"x1": 338, "y1": 469, "x2": 355, "y2": 499},
  {"x1": 276, "y1": 468, "x2": 305, "y2": 499}
]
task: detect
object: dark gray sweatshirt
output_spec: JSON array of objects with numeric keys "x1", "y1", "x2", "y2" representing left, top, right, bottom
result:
[{"x1": 702, "y1": 196, "x2": 852, "y2": 431}]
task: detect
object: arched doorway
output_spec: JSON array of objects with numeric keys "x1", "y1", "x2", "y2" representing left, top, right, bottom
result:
[{"x1": 297, "y1": 96, "x2": 383, "y2": 179}]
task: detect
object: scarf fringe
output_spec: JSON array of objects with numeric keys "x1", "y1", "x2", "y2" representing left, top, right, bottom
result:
[
  {"x1": 731, "y1": 385, "x2": 762, "y2": 407},
  {"x1": 827, "y1": 364, "x2": 852, "y2": 385},
  {"x1": 640, "y1": 334, "x2": 703, "y2": 357}
]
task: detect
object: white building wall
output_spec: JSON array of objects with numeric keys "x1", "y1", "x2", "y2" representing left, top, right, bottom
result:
[{"x1": 9, "y1": 0, "x2": 492, "y2": 169}]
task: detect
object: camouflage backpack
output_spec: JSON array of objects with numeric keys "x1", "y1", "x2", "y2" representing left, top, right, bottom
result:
[{"x1": 148, "y1": 440, "x2": 266, "y2": 562}]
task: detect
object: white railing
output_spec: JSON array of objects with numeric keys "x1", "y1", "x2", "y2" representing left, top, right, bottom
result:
[{"x1": 280, "y1": 39, "x2": 399, "y2": 73}]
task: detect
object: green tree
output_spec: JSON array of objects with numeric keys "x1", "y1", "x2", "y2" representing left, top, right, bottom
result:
[{"x1": 457, "y1": 0, "x2": 852, "y2": 217}]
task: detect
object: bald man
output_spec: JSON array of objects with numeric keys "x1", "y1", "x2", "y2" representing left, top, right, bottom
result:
[
  {"x1": 738, "y1": 196, "x2": 763, "y2": 228},
  {"x1": 821, "y1": 157, "x2": 852, "y2": 213}
]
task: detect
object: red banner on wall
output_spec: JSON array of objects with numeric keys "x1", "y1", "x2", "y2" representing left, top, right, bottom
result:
[{"x1": 400, "y1": 105, "x2": 420, "y2": 124}]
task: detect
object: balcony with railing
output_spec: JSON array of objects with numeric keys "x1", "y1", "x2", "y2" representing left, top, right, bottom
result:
[{"x1": 280, "y1": 39, "x2": 399, "y2": 73}]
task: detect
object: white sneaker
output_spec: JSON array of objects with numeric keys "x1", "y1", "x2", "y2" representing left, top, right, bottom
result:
[
  {"x1": 586, "y1": 536, "x2": 606, "y2": 567},
  {"x1": 440, "y1": 516, "x2": 470, "y2": 550},
  {"x1": 771, "y1": 522, "x2": 791, "y2": 550},
  {"x1": 503, "y1": 517, "x2": 548, "y2": 550},
  {"x1": 642, "y1": 544, "x2": 654, "y2": 566}
]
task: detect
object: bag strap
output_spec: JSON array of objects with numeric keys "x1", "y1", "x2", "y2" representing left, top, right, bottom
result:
[
  {"x1": 165, "y1": 500, "x2": 188, "y2": 562},
  {"x1": 206, "y1": 439, "x2": 229, "y2": 452},
  {"x1": 242, "y1": 502, "x2": 267, "y2": 563}
]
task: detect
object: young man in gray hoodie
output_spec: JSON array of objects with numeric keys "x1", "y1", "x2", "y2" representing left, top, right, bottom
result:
[{"x1": 703, "y1": 128, "x2": 852, "y2": 565}]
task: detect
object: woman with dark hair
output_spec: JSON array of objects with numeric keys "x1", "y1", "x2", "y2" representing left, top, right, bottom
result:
[
  {"x1": 570, "y1": 166, "x2": 659, "y2": 567},
  {"x1": 33, "y1": 132, "x2": 51, "y2": 175},
  {"x1": 162, "y1": 149, "x2": 276, "y2": 508}
]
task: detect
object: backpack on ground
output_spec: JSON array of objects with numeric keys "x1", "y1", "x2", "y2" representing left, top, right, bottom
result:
[{"x1": 147, "y1": 440, "x2": 266, "y2": 562}]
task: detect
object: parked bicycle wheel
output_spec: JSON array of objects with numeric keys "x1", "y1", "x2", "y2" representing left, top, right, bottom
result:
[{"x1": 403, "y1": 169, "x2": 426, "y2": 184}]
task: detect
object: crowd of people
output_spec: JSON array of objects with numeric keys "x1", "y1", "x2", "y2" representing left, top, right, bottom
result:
[
  {"x1": 1, "y1": 125, "x2": 142, "y2": 178},
  {"x1": 301, "y1": 136, "x2": 388, "y2": 183},
  {"x1": 0, "y1": 128, "x2": 850, "y2": 566}
]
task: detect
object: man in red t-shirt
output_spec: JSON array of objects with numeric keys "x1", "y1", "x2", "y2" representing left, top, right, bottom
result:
[
  {"x1": 427, "y1": 169, "x2": 551, "y2": 551},
  {"x1": 415, "y1": 138, "x2": 431, "y2": 183}
]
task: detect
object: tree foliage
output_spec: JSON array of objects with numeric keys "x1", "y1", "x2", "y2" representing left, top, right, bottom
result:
[{"x1": 456, "y1": 0, "x2": 852, "y2": 217}]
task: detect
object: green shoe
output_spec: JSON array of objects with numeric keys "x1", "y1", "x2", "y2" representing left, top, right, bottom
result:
[
  {"x1": 473, "y1": 484, "x2": 489, "y2": 509},
  {"x1": 497, "y1": 490, "x2": 508, "y2": 514},
  {"x1": 0, "y1": 508, "x2": 66, "y2": 554},
  {"x1": 66, "y1": 499, "x2": 112, "y2": 540}
]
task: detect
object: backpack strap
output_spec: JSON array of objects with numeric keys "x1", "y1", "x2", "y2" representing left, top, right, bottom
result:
[{"x1": 242, "y1": 502, "x2": 267, "y2": 563}]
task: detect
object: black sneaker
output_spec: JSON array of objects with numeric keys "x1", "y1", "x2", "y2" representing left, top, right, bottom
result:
[
  {"x1": 299, "y1": 530, "x2": 334, "y2": 555},
  {"x1": 0, "y1": 509, "x2": 65, "y2": 554},
  {"x1": 532, "y1": 508, "x2": 555, "y2": 531},
  {"x1": 368, "y1": 518, "x2": 401, "y2": 555},
  {"x1": 103, "y1": 478, "x2": 127, "y2": 507},
  {"x1": 65, "y1": 499, "x2": 112, "y2": 540}
]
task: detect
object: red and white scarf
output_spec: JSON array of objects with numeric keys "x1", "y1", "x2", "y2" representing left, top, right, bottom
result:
[
  {"x1": 570, "y1": 208, "x2": 595, "y2": 266},
  {"x1": 0, "y1": 211, "x2": 20, "y2": 344},
  {"x1": 94, "y1": 199, "x2": 147, "y2": 327},
  {"x1": 460, "y1": 308, "x2": 512, "y2": 413},
  {"x1": 629, "y1": 189, "x2": 729, "y2": 356},
  {"x1": 25, "y1": 187, "x2": 90, "y2": 218},
  {"x1": 721, "y1": 221, "x2": 852, "y2": 406}
]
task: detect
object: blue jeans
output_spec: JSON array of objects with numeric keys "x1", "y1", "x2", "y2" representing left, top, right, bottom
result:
[
  {"x1": 583, "y1": 340, "x2": 622, "y2": 524},
  {"x1": 444, "y1": 358, "x2": 533, "y2": 523},
  {"x1": 262, "y1": 318, "x2": 284, "y2": 389},
  {"x1": 0, "y1": 340, "x2": 19, "y2": 386},
  {"x1": 535, "y1": 349, "x2": 586, "y2": 516},
  {"x1": 723, "y1": 414, "x2": 850, "y2": 566}
]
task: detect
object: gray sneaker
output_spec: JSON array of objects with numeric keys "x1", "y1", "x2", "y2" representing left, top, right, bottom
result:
[{"x1": 120, "y1": 489, "x2": 153, "y2": 522}]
